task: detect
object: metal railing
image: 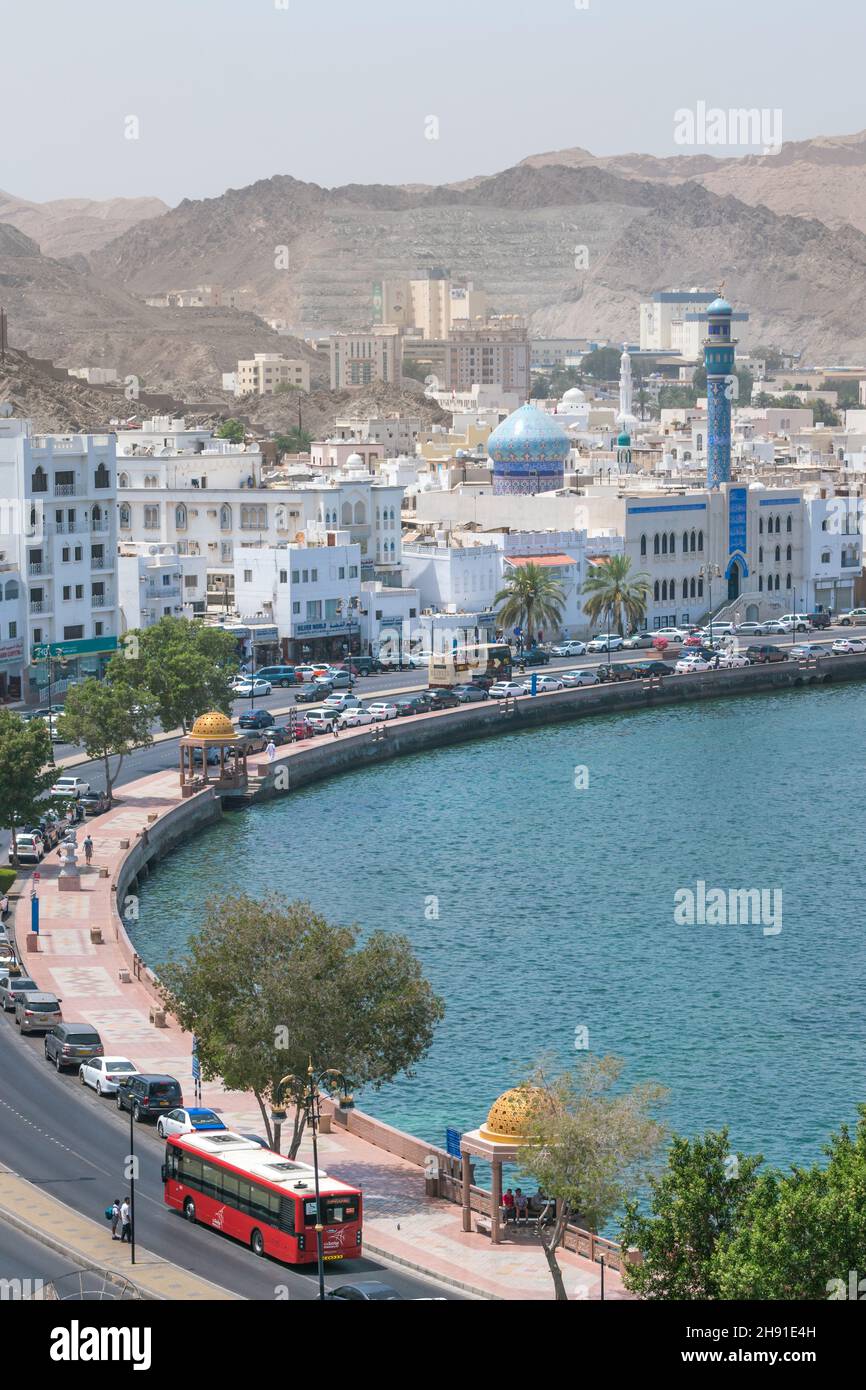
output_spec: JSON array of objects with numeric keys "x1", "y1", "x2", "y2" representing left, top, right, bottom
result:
[
  {"x1": 27, "y1": 560, "x2": 51, "y2": 576},
  {"x1": 91, "y1": 591, "x2": 114, "y2": 609}
]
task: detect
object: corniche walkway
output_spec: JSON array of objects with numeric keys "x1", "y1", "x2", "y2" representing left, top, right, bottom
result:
[{"x1": 8, "y1": 730, "x2": 629, "y2": 1301}]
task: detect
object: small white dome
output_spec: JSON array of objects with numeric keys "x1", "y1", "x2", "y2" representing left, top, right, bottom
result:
[{"x1": 561, "y1": 387, "x2": 586, "y2": 404}]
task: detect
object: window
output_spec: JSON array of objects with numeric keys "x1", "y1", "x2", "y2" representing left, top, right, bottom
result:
[
  {"x1": 291, "y1": 570, "x2": 300, "y2": 583},
  {"x1": 640, "y1": 534, "x2": 647, "y2": 557},
  {"x1": 31, "y1": 466, "x2": 47, "y2": 493},
  {"x1": 759, "y1": 546, "x2": 763, "y2": 563},
  {"x1": 338, "y1": 566, "x2": 345, "y2": 579},
  {"x1": 292, "y1": 601, "x2": 300, "y2": 615},
  {"x1": 75, "y1": 585, "x2": 83, "y2": 599},
  {"x1": 220, "y1": 504, "x2": 232, "y2": 531},
  {"x1": 311, "y1": 569, "x2": 318, "y2": 582},
  {"x1": 95, "y1": 622, "x2": 103, "y2": 636},
  {"x1": 698, "y1": 578, "x2": 704, "y2": 598},
  {"x1": 63, "y1": 625, "x2": 84, "y2": 640},
  {"x1": 682, "y1": 579, "x2": 688, "y2": 599},
  {"x1": 144, "y1": 506, "x2": 159, "y2": 530},
  {"x1": 775, "y1": 545, "x2": 781, "y2": 562},
  {"x1": 690, "y1": 577, "x2": 696, "y2": 598},
  {"x1": 653, "y1": 535, "x2": 660, "y2": 555},
  {"x1": 306, "y1": 600, "x2": 322, "y2": 620},
  {"x1": 653, "y1": 581, "x2": 660, "y2": 601},
  {"x1": 821, "y1": 550, "x2": 831, "y2": 564},
  {"x1": 786, "y1": 515, "x2": 793, "y2": 533},
  {"x1": 279, "y1": 570, "x2": 287, "y2": 584},
  {"x1": 349, "y1": 565, "x2": 358, "y2": 579},
  {"x1": 244, "y1": 570, "x2": 253, "y2": 583},
  {"x1": 118, "y1": 472, "x2": 129, "y2": 489},
  {"x1": 759, "y1": 575, "x2": 763, "y2": 591},
  {"x1": 669, "y1": 532, "x2": 676, "y2": 554},
  {"x1": 74, "y1": 546, "x2": 82, "y2": 562},
  {"x1": 786, "y1": 544, "x2": 792, "y2": 561},
  {"x1": 775, "y1": 517, "x2": 781, "y2": 534},
  {"x1": 786, "y1": 573, "x2": 792, "y2": 589},
  {"x1": 175, "y1": 504, "x2": 187, "y2": 529},
  {"x1": 63, "y1": 585, "x2": 71, "y2": 601},
  {"x1": 94, "y1": 462, "x2": 110, "y2": 489},
  {"x1": 697, "y1": 530, "x2": 704, "y2": 552},
  {"x1": 661, "y1": 534, "x2": 668, "y2": 555},
  {"x1": 682, "y1": 531, "x2": 688, "y2": 553},
  {"x1": 661, "y1": 580, "x2": 668, "y2": 601},
  {"x1": 354, "y1": 501, "x2": 365, "y2": 524},
  {"x1": 119, "y1": 504, "x2": 131, "y2": 529},
  {"x1": 302, "y1": 570, "x2": 308, "y2": 583},
  {"x1": 62, "y1": 547, "x2": 70, "y2": 562},
  {"x1": 690, "y1": 530, "x2": 697, "y2": 552}
]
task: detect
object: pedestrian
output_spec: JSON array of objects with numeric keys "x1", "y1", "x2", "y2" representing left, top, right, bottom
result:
[
  {"x1": 0, "y1": 893, "x2": 9, "y2": 921},
  {"x1": 119, "y1": 1196, "x2": 131, "y2": 1243},
  {"x1": 265, "y1": 739, "x2": 276, "y2": 763},
  {"x1": 332, "y1": 721, "x2": 340, "y2": 738},
  {"x1": 83, "y1": 834, "x2": 93, "y2": 866},
  {"x1": 110, "y1": 1197, "x2": 121, "y2": 1239}
]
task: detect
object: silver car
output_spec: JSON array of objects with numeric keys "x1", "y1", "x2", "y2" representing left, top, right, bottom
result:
[
  {"x1": 15, "y1": 992, "x2": 62, "y2": 1034},
  {"x1": 0, "y1": 971, "x2": 39, "y2": 1012}
]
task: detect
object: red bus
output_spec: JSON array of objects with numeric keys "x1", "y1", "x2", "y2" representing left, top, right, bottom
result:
[{"x1": 162, "y1": 1129, "x2": 363, "y2": 1264}]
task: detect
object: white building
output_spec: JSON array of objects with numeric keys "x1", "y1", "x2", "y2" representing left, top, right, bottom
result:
[
  {"x1": 232, "y1": 530, "x2": 363, "y2": 664},
  {"x1": 235, "y1": 354, "x2": 310, "y2": 396},
  {"x1": 640, "y1": 290, "x2": 717, "y2": 358},
  {"x1": 0, "y1": 414, "x2": 119, "y2": 703},
  {"x1": 118, "y1": 542, "x2": 207, "y2": 631},
  {"x1": 333, "y1": 415, "x2": 421, "y2": 457}
]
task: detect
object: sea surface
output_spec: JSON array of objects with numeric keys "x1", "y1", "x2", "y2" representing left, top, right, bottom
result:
[{"x1": 133, "y1": 682, "x2": 866, "y2": 1174}]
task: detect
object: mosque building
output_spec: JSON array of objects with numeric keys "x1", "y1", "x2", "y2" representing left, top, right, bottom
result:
[{"x1": 486, "y1": 403, "x2": 571, "y2": 495}]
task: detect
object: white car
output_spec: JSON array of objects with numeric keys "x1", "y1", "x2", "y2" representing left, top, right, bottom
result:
[
  {"x1": 232, "y1": 678, "x2": 272, "y2": 697},
  {"x1": 762, "y1": 620, "x2": 786, "y2": 635},
  {"x1": 716, "y1": 651, "x2": 751, "y2": 668},
  {"x1": 654, "y1": 628, "x2": 687, "y2": 641},
  {"x1": 337, "y1": 707, "x2": 374, "y2": 728},
  {"x1": 832, "y1": 637, "x2": 866, "y2": 654},
  {"x1": 675, "y1": 655, "x2": 712, "y2": 674},
  {"x1": 550, "y1": 641, "x2": 586, "y2": 657},
  {"x1": 8, "y1": 833, "x2": 44, "y2": 865},
  {"x1": 155, "y1": 1107, "x2": 227, "y2": 1139},
  {"x1": 778, "y1": 614, "x2": 812, "y2": 632},
  {"x1": 732, "y1": 622, "x2": 765, "y2": 637},
  {"x1": 367, "y1": 702, "x2": 398, "y2": 721},
  {"x1": 489, "y1": 681, "x2": 525, "y2": 698},
  {"x1": 50, "y1": 776, "x2": 90, "y2": 798},
  {"x1": 586, "y1": 635, "x2": 624, "y2": 653},
  {"x1": 323, "y1": 694, "x2": 361, "y2": 713},
  {"x1": 79, "y1": 1056, "x2": 138, "y2": 1096},
  {"x1": 522, "y1": 675, "x2": 564, "y2": 693},
  {"x1": 560, "y1": 669, "x2": 599, "y2": 687},
  {"x1": 790, "y1": 643, "x2": 830, "y2": 659}
]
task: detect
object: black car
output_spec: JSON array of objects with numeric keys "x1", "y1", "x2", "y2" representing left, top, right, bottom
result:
[
  {"x1": 425, "y1": 689, "x2": 461, "y2": 709},
  {"x1": 453, "y1": 684, "x2": 490, "y2": 703},
  {"x1": 80, "y1": 791, "x2": 110, "y2": 816},
  {"x1": 631, "y1": 661, "x2": 674, "y2": 677},
  {"x1": 808, "y1": 612, "x2": 832, "y2": 629},
  {"x1": 237, "y1": 709, "x2": 275, "y2": 730},
  {"x1": 395, "y1": 694, "x2": 434, "y2": 717},
  {"x1": 44, "y1": 1022, "x2": 104, "y2": 1071},
  {"x1": 268, "y1": 724, "x2": 292, "y2": 746},
  {"x1": 515, "y1": 647, "x2": 550, "y2": 667},
  {"x1": 116, "y1": 1073, "x2": 183, "y2": 1122},
  {"x1": 469, "y1": 673, "x2": 495, "y2": 690},
  {"x1": 296, "y1": 683, "x2": 332, "y2": 702},
  {"x1": 326, "y1": 1281, "x2": 404, "y2": 1301}
]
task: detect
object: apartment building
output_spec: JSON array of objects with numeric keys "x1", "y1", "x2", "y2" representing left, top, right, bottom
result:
[
  {"x1": 235, "y1": 354, "x2": 310, "y2": 396},
  {"x1": 233, "y1": 530, "x2": 363, "y2": 663},
  {"x1": 329, "y1": 326, "x2": 403, "y2": 390}
]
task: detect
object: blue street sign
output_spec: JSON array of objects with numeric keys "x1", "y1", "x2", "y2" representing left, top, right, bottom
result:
[
  {"x1": 531, "y1": 672, "x2": 538, "y2": 696},
  {"x1": 445, "y1": 1127, "x2": 462, "y2": 1159},
  {"x1": 31, "y1": 894, "x2": 39, "y2": 936}
]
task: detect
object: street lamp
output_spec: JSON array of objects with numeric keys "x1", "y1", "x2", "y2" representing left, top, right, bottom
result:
[
  {"x1": 276, "y1": 1064, "x2": 354, "y2": 1301},
  {"x1": 699, "y1": 564, "x2": 722, "y2": 648}
]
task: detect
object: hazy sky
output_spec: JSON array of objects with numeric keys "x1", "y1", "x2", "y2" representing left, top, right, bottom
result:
[{"x1": 1, "y1": 0, "x2": 863, "y2": 206}]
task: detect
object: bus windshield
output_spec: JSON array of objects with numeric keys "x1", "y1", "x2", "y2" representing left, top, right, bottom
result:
[{"x1": 303, "y1": 1195, "x2": 361, "y2": 1226}]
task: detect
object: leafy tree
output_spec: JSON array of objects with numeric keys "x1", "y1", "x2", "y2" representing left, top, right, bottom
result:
[
  {"x1": 158, "y1": 893, "x2": 445, "y2": 1156},
  {"x1": 494, "y1": 563, "x2": 565, "y2": 645},
  {"x1": 813, "y1": 399, "x2": 841, "y2": 426},
  {"x1": 216, "y1": 419, "x2": 245, "y2": 444},
  {"x1": 56, "y1": 677, "x2": 155, "y2": 806},
  {"x1": 0, "y1": 710, "x2": 55, "y2": 865},
  {"x1": 530, "y1": 374, "x2": 551, "y2": 399},
  {"x1": 822, "y1": 378, "x2": 861, "y2": 409},
  {"x1": 107, "y1": 617, "x2": 238, "y2": 733},
  {"x1": 517, "y1": 1057, "x2": 667, "y2": 1300},
  {"x1": 274, "y1": 428, "x2": 312, "y2": 456},
  {"x1": 751, "y1": 345, "x2": 785, "y2": 371},
  {"x1": 580, "y1": 348, "x2": 622, "y2": 381},
  {"x1": 582, "y1": 554, "x2": 650, "y2": 636},
  {"x1": 619, "y1": 1129, "x2": 763, "y2": 1300},
  {"x1": 713, "y1": 1107, "x2": 866, "y2": 1300}
]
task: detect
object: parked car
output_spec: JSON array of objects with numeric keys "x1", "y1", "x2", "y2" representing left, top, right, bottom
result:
[
  {"x1": 425, "y1": 689, "x2": 461, "y2": 709},
  {"x1": 254, "y1": 666, "x2": 297, "y2": 688},
  {"x1": 522, "y1": 674, "x2": 564, "y2": 693},
  {"x1": 675, "y1": 655, "x2": 712, "y2": 674},
  {"x1": 761, "y1": 620, "x2": 787, "y2": 635},
  {"x1": 267, "y1": 724, "x2": 293, "y2": 746},
  {"x1": 608, "y1": 663, "x2": 642, "y2": 682},
  {"x1": 79, "y1": 790, "x2": 110, "y2": 816},
  {"x1": 746, "y1": 644, "x2": 789, "y2": 663},
  {"x1": 293, "y1": 666, "x2": 318, "y2": 683},
  {"x1": 716, "y1": 651, "x2": 751, "y2": 668},
  {"x1": 395, "y1": 693, "x2": 435, "y2": 716},
  {"x1": 778, "y1": 614, "x2": 812, "y2": 633},
  {"x1": 323, "y1": 694, "x2": 362, "y2": 713},
  {"x1": 230, "y1": 730, "x2": 270, "y2": 753},
  {"x1": 337, "y1": 707, "x2": 375, "y2": 728},
  {"x1": 790, "y1": 643, "x2": 831, "y2": 659},
  {"x1": 514, "y1": 647, "x2": 550, "y2": 667},
  {"x1": 832, "y1": 637, "x2": 866, "y2": 654},
  {"x1": 550, "y1": 640, "x2": 587, "y2": 657},
  {"x1": 326, "y1": 1282, "x2": 404, "y2": 1301},
  {"x1": 305, "y1": 708, "x2": 341, "y2": 733},
  {"x1": 116, "y1": 1073, "x2": 183, "y2": 1121},
  {"x1": 156, "y1": 1107, "x2": 226, "y2": 1139},
  {"x1": 732, "y1": 621, "x2": 766, "y2": 637},
  {"x1": 296, "y1": 683, "x2": 331, "y2": 703},
  {"x1": 8, "y1": 833, "x2": 44, "y2": 866},
  {"x1": 560, "y1": 669, "x2": 600, "y2": 687},
  {"x1": 452, "y1": 685, "x2": 489, "y2": 703},
  {"x1": 366, "y1": 701, "x2": 399, "y2": 720},
  {"x1": 586, "y1": 635, "x2": 624, "y2": 653},
  {"x1": 807, "y1": 612, "x2": 832, "y2": 629},
  {"x1": 630, "y1": 661, "x2": 674, "y2": 677},
  {"x1": 79, "y1": 1056, "x2": 139, "y2": 1096},
  {"x1": 237, "y1": 708, "x2": 275, "y2": 730},
  {"x1": 489, "y1": 681, "x2": 525, "y2": 698},
  {"x1": 232, "y1": 678, "x2": 273, "y2": 698},
  {"x1": 50, "y1": 776, "x2": 89, "y2": 799},
  {"x1": 0, "y1": 970, "x2": 39, "y2": 1010},
  {"x1": 44, "y1": 1022, "x2": 104, "y2": 1070},
  {"x1": 323, "y1": 669, "x2": 353, "y2": 689},
  {"x1": 839, "y1": 609, "x2": 866, "y2": 626},
  {"x1": 15, "y1": 992, "x2": 63, "y2": 1034}
]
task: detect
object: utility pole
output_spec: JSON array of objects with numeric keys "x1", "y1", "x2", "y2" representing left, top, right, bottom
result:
[{"x1": 0, "y1": 308, "x2": 7, "y2": 365}]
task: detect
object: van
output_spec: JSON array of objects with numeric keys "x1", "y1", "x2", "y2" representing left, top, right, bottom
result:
[
  {"x1": 254, "y1": 666, "x2": 297, "y2": 688},
  {"x1": 746, "y1": 644, "x2": 788, "y2": 664},
  {"x1": 116, "y1": 1073, "x2": 183, "y2": 1122},
  {"x1": 807, "y1": 612, "x2": 831, "y2": 629},
  {"x1": 15, "y1": 992, "x2": 62, "y2": 1034}
]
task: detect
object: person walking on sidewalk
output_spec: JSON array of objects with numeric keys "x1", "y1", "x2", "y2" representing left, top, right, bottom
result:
[
  {"x1": 119, "y1": 1196, "x2": 131, "y2": 1243},
  {"x1": 83, "y1": 834, "x2": 93, "y2": 866},
  {"x1": 110, "y1": 1197, "x2": 121, "y2": 1239}
]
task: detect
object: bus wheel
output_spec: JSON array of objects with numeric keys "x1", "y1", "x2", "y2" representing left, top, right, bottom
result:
[
  {"x1": 183, "y1": 1198, "x2": 196, "y2": 1223},
  {"x1": 251, "y1": 1229, "x2": 265, "y2": 1257}
]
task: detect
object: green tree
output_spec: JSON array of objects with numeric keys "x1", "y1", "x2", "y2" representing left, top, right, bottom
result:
[
  {"x1": 530, "y1": 373, "x2": 551, "y2": 399},
  {"x1": 580, "y1": 347, "x2": 622, "y2": 381},
  {"x1": 158, "y1": 894, "x2": 445, "y2": 1156},
  {"x1": 713, "y1": 1107, "x2": 866, "y2": 1300},
  {"x1": 751, "y1": 345, "x2": 785, "y2": 371},
  {"x1": 0, "y1": 710, "x2": 55, "y2": 865},
  {"x1": 494, "y1": 562, "x2": 565, "y2": 645},
  {"x1": 108, "y1": 617, "x2": 238, "y2": 733},
  {"x1": 813, "y1": 399, "x2": 841, "y2": 426},
  {"x1": 216, "y1": 419, "x2": 245, "y2": 444},
  {"x1": 582, "y1": 554, "x2": 650, "y2": 636},
  {"x1": 518, "y1": 1057, "x2": 667, "y2": 1300},
  {"x1": 56, "y1": 677, "x2": 155, "y2": 806},
  {"x1": 822, "y1": 378, "x2": 860, "y2": 408},
  {"x1": 619, "y1": 1129, "x2": 763, "y2": 1300},
  {"x1": 274, "y1": 428, "x2": 312, "y2": 456}
]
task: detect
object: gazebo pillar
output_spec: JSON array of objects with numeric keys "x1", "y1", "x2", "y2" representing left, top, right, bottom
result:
[
  {"x1": 461, "y1": 1150, "x2": 472, "y2": 1233},
  {"x1": 491, "y1": 1157, "x2": 502, "y2": 1244}
]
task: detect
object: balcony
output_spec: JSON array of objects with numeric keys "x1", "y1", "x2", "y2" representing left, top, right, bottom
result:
[
  {"x1": 53, "y1": 482, "x2": 85, "y2": 498},
  {"x1": 91, "y1": 590, "x2": 114, "y2": 610},
  {"x1": 90, "y1": 518, "x2": 110, "y2": 534},
  {"x1": 28, "y1": 560, "x2": 51, "y2": 577},
  {"x1": 90, "y1": 555, "x2": 114, "y2": 571},
  {"x1": 29, "y1": 597, "x2": 52, "y2": 615}
]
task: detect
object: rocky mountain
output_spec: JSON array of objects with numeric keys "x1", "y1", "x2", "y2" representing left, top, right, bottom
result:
[
  {"x1": 86, "y1": 159, "x2": 866, "y2": 362},
  {"x1": 0, "y1": 190, "x2": 168, "y2": 258}
]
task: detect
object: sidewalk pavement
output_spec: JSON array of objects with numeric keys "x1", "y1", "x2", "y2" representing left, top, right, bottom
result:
[{"x1": 9, "y1": 757, "x2": 629, "y2": 1301}]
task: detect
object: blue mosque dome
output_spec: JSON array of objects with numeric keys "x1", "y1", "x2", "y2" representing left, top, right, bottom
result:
[
  {"x1": 617, "y1": 430, "x2": 632, "y2": 447},
  {"x1": 707, "y1": 297, "x2": 733, "y2": 315},
  {"x1": 487, "y1": 404, "x2": 570, "y2": 496}
]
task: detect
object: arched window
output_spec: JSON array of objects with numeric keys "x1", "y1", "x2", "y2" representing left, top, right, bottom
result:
[
  {"x1": 220, "y1": 504, "x2": 232, "y2": 531},
  {"x1": 786, "y1": 573, "x2": 792, "y2": 589},
  {"x1": 119, "y1": 503, "x2": 131, "y2": 529},
  {"x1": 354, "y1": 501, "x2": 366, "y2": 524},
  {"x1": 775, "y1": 574, "x2": 781, "y2": 590},
  {"x1": 175, "y1": 503, "x2": 187, "y2": 529},
  {"x1": 375, "y1": 508, "x2": 381, "y2": 524},
  {"x1": 786, "y1": 515, "x2": 793, "y2": 533},
  {"x1": 786, "y1": 544, "x2": 792, "y2": 561},
  {"x1": 4, "y1": 579, "x2": 19, "y2": 600},
  {"x1": 698, "y1": 578, "x2": 704, "y2": 598},
  {"x1": 662, "y1": 533, "x2": 668, "y2": 555},
  {"x1": 653, "y1": 580, "x2": 660, "y2": 601},
  {"x1": 342, "y1": 502, "x2": 352, "y2": 526},
  {"x1": 682, "y1": 579, "x2": 688, "y2": 599},
  {"x1": 821, "y1": 518, "x2": 828, "y2": 531},
  {"x1": 640, "y1": 534, "x2": 647, "y2": 557},
  {"x1": 758, "y1": 575, "x2": 763, "y2": 591},
  {"x1": 94, "y1": 462, "x2": 110, "y2": 489},
  {"x1": 690, "y1": 530, "x2": 697, "y2": 552},
  {"x1": 698, "y1": 530, "x2": 704, "y2": 551},
  {"x1": 92, "y1": 504, "x2": 102, "y2": 523},
  {"x1": 653, "y1": 534, "x2": 660, "y2": 555},
  {"x1": 759, "y1": 517, "x2": 764, "y2": 534},
  {"x1": 682, "y1": 532, "x2": 689, "y2": 552},
  {"x1": 389, "y1": 507, "x2": 396, "y2": 524},
  {"x1": 696, "y1": 434, "x2": 703, "y2": 452},
  {"x1": 661, "y1": 579, "x2": 668, "y2": 601},
  {"x1": 669, "y1": 532, "x2": 676, "y2": 554},
  {"x1": 766, "y1": 515, "x2": 773, "y2": 533},
  {"x1": 31, "y1": 465, "x2": 47, "y2": 493},
  {"x1": 775, "y1": 545, "x2": 781, "y2": 562},
  {"x1": 775, "y1": 517, "x2": 781, "y2": 534},
  {"x1": 118, "y1": 472, "x2": 129, "y2": 489},
  {"x1": 759, "y1": 546, "x2": 763, "y2": 563},
  {"x1": 390, "y1": 539, "x2": 396, "y2": 555},
  {"x1": 690, "y1": 577, "x2": 696, "y2": 598}
]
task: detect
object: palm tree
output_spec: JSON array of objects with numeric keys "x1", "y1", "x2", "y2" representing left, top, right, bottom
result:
[
  {"x1": 494, "y1": 563, "x2": 566, "y2": 646},
  {"x1": 582, "y1": 554, "x2": 650, "y2": 636}
]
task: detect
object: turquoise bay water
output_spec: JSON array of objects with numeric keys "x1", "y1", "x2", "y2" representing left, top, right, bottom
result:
[{"x1": 133, "y1": 683, "x2": 866, "y2": 1173}]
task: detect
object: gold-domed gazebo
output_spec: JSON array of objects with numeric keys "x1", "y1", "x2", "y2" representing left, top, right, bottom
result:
[
  {"x1": 460, "y1": 1085, "x2": 548, "y2": 1243},
  {"x1": 178, "y1": 711, "x2": 248, "y2": 797}
]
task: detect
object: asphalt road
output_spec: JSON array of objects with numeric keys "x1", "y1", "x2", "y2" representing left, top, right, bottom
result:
[
  {"x1": 0, "y1": 1214, "x2": 84, "y2": 1293},
  {"x1": 0, "y1": 1015, "x2": 457, "y2": 1300}
]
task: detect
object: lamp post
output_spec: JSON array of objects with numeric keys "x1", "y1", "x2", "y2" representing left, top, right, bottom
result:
[
  {"x1": 43, "y1": 649, "x2": 68, "y2": 766},
  {"x1": 277, "y1": 1064, "x2": 353, "y2": 1301},
  {"x1": 791, "y1": 587, "x2": 797, "y2": 649},
  {"x1": 128, "y1": 1104, "x2": 137, "y2": 1267},
  {"x1": 700, "y1": 564, "x2": 722, "y2": 649}
]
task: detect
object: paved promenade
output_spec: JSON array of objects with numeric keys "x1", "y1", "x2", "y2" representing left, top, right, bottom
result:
[{"x1": 8, "y1": 742, "x2": 628, "y2": 1301}]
